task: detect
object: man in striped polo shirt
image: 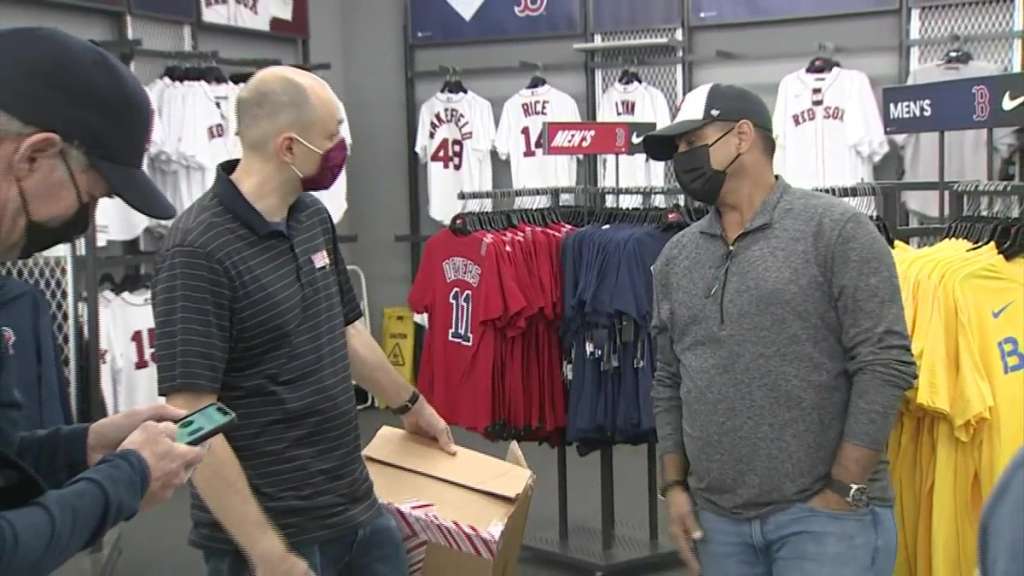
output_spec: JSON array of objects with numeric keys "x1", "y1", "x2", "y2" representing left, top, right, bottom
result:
[{"x1": 153, "y1": 67, "x2": 454, "y2": 576}]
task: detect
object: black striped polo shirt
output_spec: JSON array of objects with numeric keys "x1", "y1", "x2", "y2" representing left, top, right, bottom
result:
[{"x1": 153, "y1": 160, "x2": 378, "y2": 551}]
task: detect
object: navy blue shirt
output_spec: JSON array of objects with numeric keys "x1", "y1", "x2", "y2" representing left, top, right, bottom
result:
[{"x1": 0, "y1": 308, "x2": 149, "y2": 574}]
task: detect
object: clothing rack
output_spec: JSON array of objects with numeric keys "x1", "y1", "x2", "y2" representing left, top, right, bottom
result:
[
  {"x1": 452, "y1": 187, "x2": 680, "y2": 575},
  {"x1": 814, "y1": 180, "x2": 1024, "y2": 241}
]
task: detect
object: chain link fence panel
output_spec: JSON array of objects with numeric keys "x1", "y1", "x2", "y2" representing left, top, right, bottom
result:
[{"x1": 911, "y1": 0, "x2": 1019, "y2": 71}]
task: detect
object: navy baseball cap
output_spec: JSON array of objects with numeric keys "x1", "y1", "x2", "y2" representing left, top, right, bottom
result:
[
  {"x1": 0, "y1": 27, "x2": 175, "y2": 220},
  {"x1": 644, "y1": 83, "x2": 773, "y2": 161}
]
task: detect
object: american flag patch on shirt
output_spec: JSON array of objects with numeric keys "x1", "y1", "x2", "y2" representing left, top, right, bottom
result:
[{"x1": 311, "y1": 249, "x2": 331, "y2": 269}]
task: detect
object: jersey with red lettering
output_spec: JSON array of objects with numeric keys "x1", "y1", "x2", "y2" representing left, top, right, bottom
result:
[
  {"x1": 409, "y1": 230, "x2": 526, "y2": 431},
  {"x1": 415, "y1": 92, "x2": 496, "y2": 224},
  {"x1": 105, "y1": 290, "x2": 162, "y2": 413},
  {"x1": 772, "y1": 67, "x2": 888, "y2": 192},
  {"x1": 495, "y1": 84, "x2": 581, "y2": 204},
  {"x1": 200, "y1": 0, "x2": 294, "y2": 31}
]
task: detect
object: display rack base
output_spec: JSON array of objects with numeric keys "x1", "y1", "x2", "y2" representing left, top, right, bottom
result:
[{"x1": 523, "y1": 522, "x2": 680, "y2": 575}]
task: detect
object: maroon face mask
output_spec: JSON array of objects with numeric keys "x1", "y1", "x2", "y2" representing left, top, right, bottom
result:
[{"x1": 291, "y1": 135, "x2": 348, "y2": 191}]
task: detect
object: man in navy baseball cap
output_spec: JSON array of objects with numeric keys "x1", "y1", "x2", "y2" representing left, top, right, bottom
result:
[
  {"x1": 0, "y1": 26, "x2": 176, "y2": 260},
  {"x1": 0, "y1": 27, "x2": 203, "y2": 574}
]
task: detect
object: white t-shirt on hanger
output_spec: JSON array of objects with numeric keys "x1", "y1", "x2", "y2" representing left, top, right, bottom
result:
[
  {"x1": 495, "y1": 84, "x2": 581, "y2": 206},
  {"x1": 598, "y1": 81, "x2": 673, "y2": 206}
]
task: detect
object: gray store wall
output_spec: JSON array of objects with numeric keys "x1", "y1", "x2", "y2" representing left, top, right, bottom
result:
[
  {"x1": 327, "y1": 0, "x2": 413, "y2": 337},
  {"x1": 688, "y1": 11, "x2": 903, "y2": 109}
]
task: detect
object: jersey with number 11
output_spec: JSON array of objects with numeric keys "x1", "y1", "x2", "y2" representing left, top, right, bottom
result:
[{"x1": 408, "y1": 230, "x2": 525, "y2": 431}]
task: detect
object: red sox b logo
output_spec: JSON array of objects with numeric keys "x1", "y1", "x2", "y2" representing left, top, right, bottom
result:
[
  {"x1": 972, "y1": 85, "x2": 991, "y2": 122},
  {"x1": 1, "y1": 327, "x2": 15, "y2": 356},
  {"x1": 515, "y1": 0, "x2": 546, "y2": 17}
]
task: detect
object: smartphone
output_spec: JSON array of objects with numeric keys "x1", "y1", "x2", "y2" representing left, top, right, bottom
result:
[{"x1": 176, "y1": 402, "x2": 237, "y2": 446}]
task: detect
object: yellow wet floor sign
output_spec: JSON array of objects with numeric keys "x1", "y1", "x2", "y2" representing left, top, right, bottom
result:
[{"x1": 381, "y1": 306, "x2": 414, "y2": 384}]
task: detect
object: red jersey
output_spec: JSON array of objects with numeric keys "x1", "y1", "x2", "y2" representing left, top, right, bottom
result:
[{"x1": 409, "y1": 230, "x2": 525, "y2": 431}]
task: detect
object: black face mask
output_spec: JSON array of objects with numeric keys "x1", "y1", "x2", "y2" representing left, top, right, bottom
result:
[
  {"x1": 17, "y1": 153, "x2": 92, "y2": 259},
  {"x1": 672, "y1": 126, "x2": 742, "y2": 205}
]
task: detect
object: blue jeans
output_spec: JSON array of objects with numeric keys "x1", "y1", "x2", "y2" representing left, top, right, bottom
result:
[
  {"x1": 872, "y1": 506, "x2": 897, "y2": 576},
  {"x1": 696, "y1": 503, "x2": 885, "y2": 576},
  {"x1": 202, "y1": 509, "x2": 409, "y2": 576}
]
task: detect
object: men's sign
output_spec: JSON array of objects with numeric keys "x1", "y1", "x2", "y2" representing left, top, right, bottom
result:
[
  {"x1": 544, "y1": 122, "x2": 656, "y2": 156},
  {"x1": 409, "y1": 0, "x2": 582, "y2": 45},
  {"x1": 883, "y1": 73, "x2": 1024, "y2": 134}
]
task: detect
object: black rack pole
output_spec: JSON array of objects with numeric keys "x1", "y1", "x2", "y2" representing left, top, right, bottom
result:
[
  {"x1": 938, "y1": 131, "x2": 946, "y2": 221},
  {"x1": 403, "y1": 9, "x2": 422, "y2": 280},
  {"x1": 648, "y1": 441, "x2": 659, "y2": 541},
  {"x1": 557, "y1": 444, "x2": 569, "y2": 541},
  {"x1": 600, "y1": 446, "x2": 615, "y2": 551},
  {"x1": 986, "y1": 128, "x2": 995, "y2": 181}
]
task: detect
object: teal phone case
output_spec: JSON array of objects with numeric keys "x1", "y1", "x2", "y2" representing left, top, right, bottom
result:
[{"x1": 176, "y1": 403, "x2": 237, "y2": 445}]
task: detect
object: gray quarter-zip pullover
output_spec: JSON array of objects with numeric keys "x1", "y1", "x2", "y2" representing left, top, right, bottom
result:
[{"x1": 651, "y1": 177, "x2": 916, "y2": 518}]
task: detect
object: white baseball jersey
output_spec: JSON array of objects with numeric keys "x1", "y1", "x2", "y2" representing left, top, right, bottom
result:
[
  {"x1": 96, "y1": 87, "x2": 166, "y2": 246},
  {"x1": 310, "y1": 97, "x2": 353, "y2": 223},
  {"x1": 97, "y1": 290, "x2": 115, "y2": 414},
  {"x1": 180, "y1": 84, "x2": 234, "y2": 209},
  {"x1": 896, "y1": 61, "x2": 1015, "y2": 217},
  {"x1": 415, "y1": 91, "x2": 495, "y2": 224},
  {"x1": 772, "y1": 67, "x2": 889, "y2": 192},
  {"x1": 105, "y1": 290, "x2": 162, "y2": 412},
  {"x1": 200, "y1": 0, "x2": 293, "y2": 31},
  {"x1": 495, "y1": 85, "x2": 581, "y2": 206},
  {"x1": 597, "y1": 82, "x2": 673, "y2": 205}
]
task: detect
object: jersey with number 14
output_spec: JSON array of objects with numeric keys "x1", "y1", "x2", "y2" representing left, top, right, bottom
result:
[
  {"x1": 495, "y1": 85, "x2": 581, "y2": 198},
  {"x1": 408, "y1": 230, "x2": 526, "y2": 432}
]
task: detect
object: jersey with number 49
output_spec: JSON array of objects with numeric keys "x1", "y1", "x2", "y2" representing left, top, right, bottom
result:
[
  {"x1": 409, "y1": 230, "x2": 526, "y2": 432},
  {"x1": 495, "y1": 85, "x2": 581, "y2": 203},
  {"x1": 415, "y1": 92, "x2": 495, "y2": 224}
]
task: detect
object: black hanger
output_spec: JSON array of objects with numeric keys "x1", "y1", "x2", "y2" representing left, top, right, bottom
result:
[
  {"x1": 203, "y1": 65, "x2": 228, "y2": 84},
  {"x1": 526, "y1": 74, "x2": 547, "y2": 89},
  {"x1": 942, "y1": 47, "x2": 973, "y2": 65},
  {"x1": 98, "y1": 272, "x2": 119, "y2": 292},
  {"x1": 1001, "y1": 221, "x2": 1024, "y2": 259},
  {"x1": 162, "y1": 65, "x2": 179, "y2": 82},
  {"x1": 618, "y1": 68, "x2": 642, "y2": 85},
  {"x1": 806, "y1": 56, "x2": 840, "y2": 73}
]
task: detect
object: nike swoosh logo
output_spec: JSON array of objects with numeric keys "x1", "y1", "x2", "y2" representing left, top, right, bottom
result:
[
  {"x1": 631, "y1": 132, "x2": 645, "y2": 145},
  {"x1": 1003, "y1": 91, "x2": 1024, "y2": 112},
  {"x1": 992, "y1": 301, "x2": 1014, "y2": 320}
]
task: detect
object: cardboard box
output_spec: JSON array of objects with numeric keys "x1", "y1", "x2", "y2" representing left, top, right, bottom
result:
[{"x1": 363, "y1": 426, "x2": 534, "y2": 576}]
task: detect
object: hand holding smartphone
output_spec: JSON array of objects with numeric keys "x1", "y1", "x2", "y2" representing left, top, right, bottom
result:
[{"x1": 175, "y1": 402, "x2": 237, "y2": 445}]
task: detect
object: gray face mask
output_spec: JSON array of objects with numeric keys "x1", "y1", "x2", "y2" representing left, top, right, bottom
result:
[{"x1": 17, "y1": 152, "x2": 92, "y2": 259}]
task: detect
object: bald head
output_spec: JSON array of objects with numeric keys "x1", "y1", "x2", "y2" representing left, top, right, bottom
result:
[{"x1": 236, "y1": 66, "x2": 339, "y2": 156}]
